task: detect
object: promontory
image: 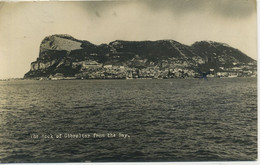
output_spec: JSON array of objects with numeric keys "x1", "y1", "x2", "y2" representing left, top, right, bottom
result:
[{"x1": 24, "y1": 34, "x2": 257, "y2": 79}]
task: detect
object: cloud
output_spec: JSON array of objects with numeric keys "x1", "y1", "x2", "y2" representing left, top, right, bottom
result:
[
  {"x1": 143, "y1": 0, "x2": 256, "y2": 18},
  {"x1": 77, "y1": 1, "x2": 125, "y2": 17},
  {"x1": 79, "y1": 0, "x2": 256, "y2": 19},
  {"x1": 0, "y1": 1, "x2": 257, "y2": 78},
  {"x1": 209, "y1": 0, "x2": 256, "y2": 18},
  {"x1": 0, "y1": 2, "x2": 4, "y2": 10}
]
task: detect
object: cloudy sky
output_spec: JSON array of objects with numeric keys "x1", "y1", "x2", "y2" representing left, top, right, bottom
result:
[{"x1": 0, "y1": 0, "x2": 257, "y2": 78}]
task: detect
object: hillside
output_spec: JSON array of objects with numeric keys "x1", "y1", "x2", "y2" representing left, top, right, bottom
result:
[{"x1": 24, "y1": 34, "x2": 256, "y2": 79}]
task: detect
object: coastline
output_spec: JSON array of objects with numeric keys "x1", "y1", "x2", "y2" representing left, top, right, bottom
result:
[{"x1": 0, "y1": 76, "x2": 256, "y2": 81}]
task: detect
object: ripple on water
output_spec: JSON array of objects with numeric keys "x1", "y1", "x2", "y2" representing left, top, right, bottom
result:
[{"x1": 0, "y1": 78, "x2": 257, "y2": 162}]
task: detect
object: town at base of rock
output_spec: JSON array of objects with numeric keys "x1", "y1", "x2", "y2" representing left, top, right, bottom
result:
[{"x1": 24, "y1": 34, "x2": 257, "y2": 80}]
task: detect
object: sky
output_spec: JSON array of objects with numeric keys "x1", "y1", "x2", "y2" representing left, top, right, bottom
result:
[{"x1": 0, "y1": 0, "x2": 258, "y2": 79}]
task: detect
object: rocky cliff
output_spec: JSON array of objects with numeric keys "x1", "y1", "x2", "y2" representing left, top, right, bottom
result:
[{"x1": 24, "y1": 34, "x2": 256, "y2": 79}]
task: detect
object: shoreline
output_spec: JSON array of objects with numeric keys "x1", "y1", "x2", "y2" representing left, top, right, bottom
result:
[{"x1": 0, "y1": 76, "x2": 256, "y2": 81}]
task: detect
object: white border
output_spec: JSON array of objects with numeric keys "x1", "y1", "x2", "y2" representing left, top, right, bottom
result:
[{"x1": 0, "y1": 0, "x2": 259, "y2": 164}]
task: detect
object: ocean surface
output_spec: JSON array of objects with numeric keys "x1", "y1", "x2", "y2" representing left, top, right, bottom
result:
[{"x1": 0, "y1": 78, "x2": 257, "y2": 162}]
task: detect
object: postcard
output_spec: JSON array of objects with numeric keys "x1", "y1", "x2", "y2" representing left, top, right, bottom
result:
[{"x1": 0, "y1": 0, "x2": 257, "y2": 163}]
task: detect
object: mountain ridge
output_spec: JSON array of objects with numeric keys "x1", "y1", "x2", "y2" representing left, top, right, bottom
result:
[{"x1": 24, "y1": 34, "x2": 256, "y2": 79}]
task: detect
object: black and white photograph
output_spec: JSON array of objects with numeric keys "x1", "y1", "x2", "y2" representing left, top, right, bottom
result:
[{"x1": 0, "y1": 0, "x2": 257, "y2": 163}]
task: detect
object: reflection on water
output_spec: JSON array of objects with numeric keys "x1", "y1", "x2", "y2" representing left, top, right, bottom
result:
[{"x1": 0, "y1": 78, "x2": 257, "y2": 162}]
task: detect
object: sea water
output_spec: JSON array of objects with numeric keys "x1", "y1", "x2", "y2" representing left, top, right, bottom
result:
[{"x1": 0, "y1": 78, "x2": 257, "y2": 162}]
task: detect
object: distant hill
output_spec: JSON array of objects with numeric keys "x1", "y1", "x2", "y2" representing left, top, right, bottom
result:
[{"x1": 24, "y1": 34, "x2": 256, "y2": 79}]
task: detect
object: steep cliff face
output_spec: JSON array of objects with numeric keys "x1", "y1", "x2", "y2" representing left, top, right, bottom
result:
[
  {"x1": 40, "y1": 34, "x2": 83, "y2": 53},
  {"x1": 24, "y1": 34, "x2": 256, "y2": 79}
]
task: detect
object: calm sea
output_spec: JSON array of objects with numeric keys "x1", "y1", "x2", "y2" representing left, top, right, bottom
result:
[{"x1": 0, "y1": 78, "x2": 257, "y2": 162}]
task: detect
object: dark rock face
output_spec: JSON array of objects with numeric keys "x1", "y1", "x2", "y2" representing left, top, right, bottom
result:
[{"x1": 24, "y1": 34, "x2": 256, "y2": 79}]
